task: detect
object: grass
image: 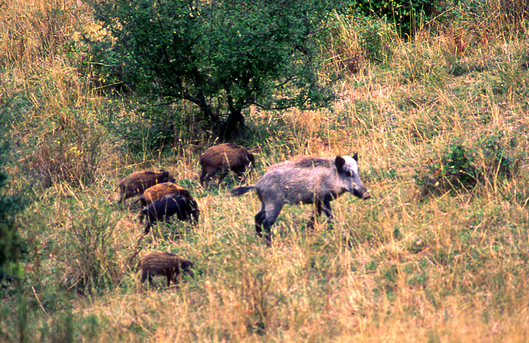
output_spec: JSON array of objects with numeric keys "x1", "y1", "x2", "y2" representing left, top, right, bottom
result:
[{"x1": 1, "y1": 0, "x2": 529, "y2": 341}]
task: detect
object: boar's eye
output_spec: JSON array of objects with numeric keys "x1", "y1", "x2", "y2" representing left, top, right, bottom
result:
[{"x1": 344, "y1": 170, "x2": 353, "y2": 177}]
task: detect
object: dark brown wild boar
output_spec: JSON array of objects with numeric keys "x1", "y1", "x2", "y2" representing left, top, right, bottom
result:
[
  {"x1": 140, "y1": 251, "x2": 194, "y2": 287},
  {"x1": 117, "y1": 170, "x2": 175, "y2": 204},
  {"x1": 199, "y1": 143, "x2": 254, "y2": 188},
  {"x1": 140, "y1": 193, "x2": 200, "y2": 234},
  {"x1": 135, "y1": 183, "x2": 192, "y2": 208}
]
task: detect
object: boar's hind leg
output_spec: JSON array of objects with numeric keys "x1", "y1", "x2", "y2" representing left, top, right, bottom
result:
[
  {"x1": 255, "y1": 207, "x2": 267, "y2": 237},
  {"x1": 261, "y1": 204, "x2": 284, "y2": 245}
]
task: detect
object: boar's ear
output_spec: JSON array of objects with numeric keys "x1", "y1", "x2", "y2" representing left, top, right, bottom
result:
[
  {"x1": 335, "y1": 156, "x2": 346, "y2": 171},
  {"x1": 353, "y1": 153, "x2": 358, "y2": 162}
]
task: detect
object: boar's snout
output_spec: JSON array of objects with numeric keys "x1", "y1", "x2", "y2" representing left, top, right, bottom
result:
[
  {"x1": 352, "y1": 186, "x2": 370, "y2": 200},
  {"x1": 182, "y1": 261, "x2": 195, "y2": 279}
]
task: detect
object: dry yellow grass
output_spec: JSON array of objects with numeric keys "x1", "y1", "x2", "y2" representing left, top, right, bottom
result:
[{"x1": 1, "y1": 0, "x2": 529, "y2": 342}]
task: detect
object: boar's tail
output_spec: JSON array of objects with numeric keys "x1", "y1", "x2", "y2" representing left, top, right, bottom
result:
[{"x1": 230, "y1": 186, "x2": 255, "y2": 196}]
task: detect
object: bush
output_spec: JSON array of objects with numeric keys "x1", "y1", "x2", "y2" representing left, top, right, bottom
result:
[
  {"x1": 416, "y1": 143, "x2": 479, "y2": 195},
  {"x1": 88, "y1": 0, "x2": 339, "y2": 139},
  {"x1": 0, "y1": 172, "x2": 27, "y2": 285},
  {"x1": 343, "y1": 0, "x2": 440, "y2": 35},
  {"x1": 414, "y1": 133, "x2": 522, "y2": 196},
  {"x1": 100, "y1": 99, "x2": 203, "y2": 156},
  {"x1": 0, "y1": 103, "x2": 27, "y2": 286}
]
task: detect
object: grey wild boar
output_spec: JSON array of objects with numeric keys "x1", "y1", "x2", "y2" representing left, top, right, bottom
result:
[
  {"x1": 140, "y1": 251, "x2": 194, "y2": 287},
  {"x1": 135, "y1": 182, "x2": 193, "y2": 208},
  {"x1": 141, "y1": 193, "x2": 200, "y2": 234},
  {"x1": 117, "y1": 170, "x2": 175, "y2": 204},
  {"x1": 199, "y1": 143, "x2": 255, "y2": 188},
  {"x1": 230, "y1": 154, "x2": 370, "y2": 244}
]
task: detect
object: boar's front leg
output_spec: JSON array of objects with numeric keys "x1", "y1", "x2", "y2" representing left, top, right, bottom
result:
[
  {"x1": 309, "y1": 199, "x2": 334, "y2": 228},
  {"x1": 166, "y1": 268, "x2": 174, "y2": 287},
  {"x1": 217, "y1": 170, "x2": 229, "y2": 186},
  {"x1": 320, "y1": 198, "x2": 333, "y2": 221}
]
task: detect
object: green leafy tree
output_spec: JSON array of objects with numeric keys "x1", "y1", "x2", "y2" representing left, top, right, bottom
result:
[{"x1": 89, "y1": 0, "x2": 339, "y2": 138}]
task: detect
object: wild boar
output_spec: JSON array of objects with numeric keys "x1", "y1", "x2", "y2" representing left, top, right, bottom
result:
[
  {"x1": 230, "y1": 154, "x2": 370, "y2": 244},
  {"x1": 140, "y1": 251, "x2": 194, "y2": 287},
  {"x1": 135, "y1": 182, "x2": 193, "y2": 208},
  {"x1": 117, "y1": 170, "x2": 175, "y2": 204},
  {"x1": 141, "y1": 193, "x2": 200, "y2": 234},
  {"x1": 199, "y1": 143, "x2": 255, "y2": 188}
]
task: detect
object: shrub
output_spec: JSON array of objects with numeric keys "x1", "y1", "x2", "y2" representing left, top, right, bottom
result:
[
  {"x1": 0, "y1": 172, "x2": 27, "y2": 285},
  {"x1": 343, "y1": 0, "x2": 440, "y2": 35},
  {"x1": 418, "y1": 143, "x2": 479, "y2": 195},
  {"x1": 88, "y1": 0, "x2": 339, "y2": 139},
  {"x1": 414, "y1": 133, "x2": 521, "y2": 196},
  {"x1": 0, "y1": 104, "x2": 27, "y2": 286}
]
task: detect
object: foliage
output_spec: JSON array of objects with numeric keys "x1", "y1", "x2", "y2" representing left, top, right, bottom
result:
[
  {"x1": 99, "y1": 99, "x2": 204, "y2": 156},
  {"x1": 343, "y1": 0, "x2": 440, "y2": 35},
  {"x1": 88, "y1": 0, "x2": 339, "y2": 139},
  {"x1": 430, "y1": 143, "x2": 479, "y2": 192},
  {"x1": 415, "y1": 133, "x2": 522, "y2": 196},
  {"x1": 0, "y1": 103, "x2": 27, "y2": 286}
]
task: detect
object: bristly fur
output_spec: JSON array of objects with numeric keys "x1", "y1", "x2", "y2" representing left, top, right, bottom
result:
[
  {"x1": 289, "y1": 156, "x2": 333, "y2": 168},
  {"x1": 117, "y1": 170, "x2": 175, "y2": 204},
  {"x1": 140, "y1": 251, "x2": 194, "y2": 287},
  {"x1": 199, "y1": 143, "x2": 254, "y2": 187},
  {"x1": 230, "y1": 154, "x2": 370, "y2": 245}
]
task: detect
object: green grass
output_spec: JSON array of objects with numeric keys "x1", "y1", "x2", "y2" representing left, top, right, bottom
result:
[{"x1": 1, "y1": 0, "x2": 529, "y2": 342}]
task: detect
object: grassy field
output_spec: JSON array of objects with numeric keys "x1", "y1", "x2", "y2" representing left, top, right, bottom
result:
[{"x1": 1, "y1": 0, "x2": 529, "y2": 342}]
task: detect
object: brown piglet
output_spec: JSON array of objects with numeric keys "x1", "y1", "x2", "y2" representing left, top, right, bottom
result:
[
  {"x1": 140, "y1": 251, "x2": 194, "y2": 287},
  {"x1": 199, "y1": 143, "x2": 254, "y2": 188},
  {"x1": 117, "y1": 170, "x2": 175, "y2": 204},
  {"x1": 136, "y1": 182, "x2": 192, "y2": 208}
]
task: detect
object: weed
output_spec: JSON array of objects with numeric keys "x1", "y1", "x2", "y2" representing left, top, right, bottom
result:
[
  {"x1": 415, "y1": 131, "x2": 523, "y2": 196},
  {"x1": 415, "y1": 143, "x2": 479, "y2": 196},
  {"x1": 60, "y1": 199, "x2": 124, "y2": 294}
]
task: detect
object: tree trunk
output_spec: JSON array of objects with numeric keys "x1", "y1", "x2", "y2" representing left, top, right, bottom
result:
[
  {"x1": 223, "y1": 94, "x2": 245, "y2": 139},
  {"x1": 223, "y1": 109, "x2": 244, "y2": 139}
]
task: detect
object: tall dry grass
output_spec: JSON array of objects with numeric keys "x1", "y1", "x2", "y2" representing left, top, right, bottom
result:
[{"x1": 1, "y1": 0, "x2": 529, "y2": 342}]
